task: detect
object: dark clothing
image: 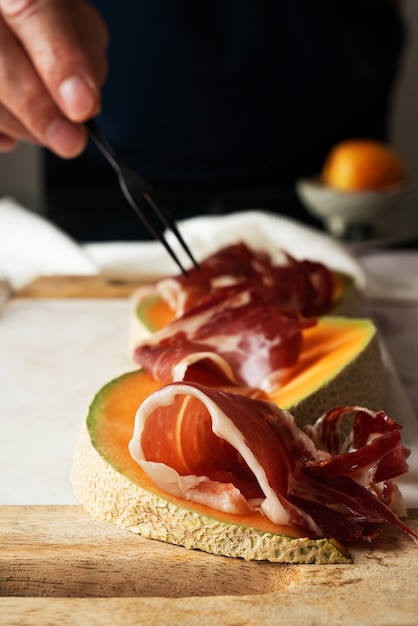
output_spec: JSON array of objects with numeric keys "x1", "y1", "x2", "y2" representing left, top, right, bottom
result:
[{"x1": 44, "y1": 0, "x2": 406, "y2": 241}]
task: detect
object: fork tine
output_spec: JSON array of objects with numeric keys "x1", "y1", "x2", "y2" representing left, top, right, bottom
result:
[
  {"x1": 119, "y1": 180, "x2": 190, "y2": 276},
  {"x1": 142, "y1": 192, "x2": 200, "y2": 271},
  {"x1": 86, "y1": 119, "x2": 200, "y2": 276}
]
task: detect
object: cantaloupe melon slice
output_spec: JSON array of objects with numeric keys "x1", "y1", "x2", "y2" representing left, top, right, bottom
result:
[
  {"x1": 70, "y1": 369, "x2": 352, "y2": 564},
  {"x1": 71, "y1": 316, "x2": 381, "y2": 564}
]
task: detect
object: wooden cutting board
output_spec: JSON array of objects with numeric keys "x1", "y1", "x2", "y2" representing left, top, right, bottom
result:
[
  {"x1": 2, "y1": 276, "x2": 418, "y2": 625},
  {"x1": 15, "y1": 274, "x2": 145, "y2": 299},
  {"x1": 1, "y1": 506, "x2": 418, "y2": 625}
]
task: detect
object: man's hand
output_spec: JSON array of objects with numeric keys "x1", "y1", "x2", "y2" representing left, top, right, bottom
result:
[{"x1": 0, "y1": 0, "x2": 109, "y2": 156}]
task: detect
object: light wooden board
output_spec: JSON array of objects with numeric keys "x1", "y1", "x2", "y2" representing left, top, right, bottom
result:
[
  {"x1": 15, "y1": 275, "x2": 144, "y2": 299},
  {"x1": 1, "y1": 506, "x2": 418, "y2": 625}
]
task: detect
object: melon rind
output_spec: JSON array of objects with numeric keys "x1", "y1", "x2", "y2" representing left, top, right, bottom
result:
[
  {"x1": 330, "y1": 273, "x2": 364, "y2": 318},
  {"x1": 278, "y1": 326, "x2": 383, "y2": 429},
  {"x1": 70, "y1": 418, "x2": 351, "y2": 564}
]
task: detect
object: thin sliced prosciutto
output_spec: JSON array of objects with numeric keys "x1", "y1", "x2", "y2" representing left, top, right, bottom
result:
[
  {"x1": 129, "y1": 382, "x2": 418, "y2": 545},
  {"x1": 157, "y1": 242, "x2": 336, "y2": 318},
  {"x1": 134, "y1": 283, "x2": 315, "y2": 391}
]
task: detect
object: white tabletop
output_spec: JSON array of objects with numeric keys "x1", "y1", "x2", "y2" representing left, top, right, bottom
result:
[{"x1": 0, "y1": 298, "x2": 133, "y2": 504}]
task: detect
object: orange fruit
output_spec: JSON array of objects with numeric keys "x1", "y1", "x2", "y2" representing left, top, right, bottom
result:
[{"x1": 321, "y1": 139, "x2": 406, "y2": 191}]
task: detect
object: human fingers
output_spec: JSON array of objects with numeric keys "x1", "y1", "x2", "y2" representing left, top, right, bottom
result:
[
  {"x1": 77, "y1": 3, "x2": 109, "y2": 89},
  {"x1": 0, "y1": 102, "x2": 39, "y2": 153},
  {"x1": 0, "y1": 100, "x2": 36, "y2": 143},
  {"x1": 1, "y1": 0, "x2": 109, "y2": 121},
  {"x1": 0, "y1": 17, "x2": 87, "y2": 157},
  {"x1": 0, "y1": 1, "x2": 109, "y2": 156}
]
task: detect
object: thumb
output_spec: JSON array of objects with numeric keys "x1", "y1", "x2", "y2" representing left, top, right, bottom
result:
[{"x1": 0, "y1": 0, "x2": 109, "y2": 122}]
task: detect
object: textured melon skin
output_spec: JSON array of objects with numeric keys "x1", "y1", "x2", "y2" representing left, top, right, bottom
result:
[
  {"x1": 70, "y1": 420, "x2": 351, "y2": 564},
  {"x1": 330, "y1": 273, "x2": 363, "y2": 318},
  {"x1": 276, "y1": 330, "x2": 383, "y2": 429}
]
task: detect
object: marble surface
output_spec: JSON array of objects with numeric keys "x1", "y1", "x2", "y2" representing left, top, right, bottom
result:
[
  {"x1": 357, "y1": 250, "x2": 418, "y2": 505},
  {"x1": 0, "y1": 299, "x2": 133, "y2": 504},
  {"x1": 1, "y1": 251, "x2": 418, "y2": 508},
  {"x1": 359, "y1": 250, "x2": 418, "y2": 413}
]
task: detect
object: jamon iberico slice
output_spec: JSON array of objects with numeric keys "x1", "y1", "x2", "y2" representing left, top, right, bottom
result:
[{"x1": 129, "y1": 382, "x2": 418, "y2": 545}]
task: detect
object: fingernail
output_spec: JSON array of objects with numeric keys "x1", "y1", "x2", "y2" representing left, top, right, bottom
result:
[
  {"x1": 46, "y1": 118, "x2": 85, "y2": 156},
  {"x1": 58, "y1": 75, "x2": 96, "y2": 120}
]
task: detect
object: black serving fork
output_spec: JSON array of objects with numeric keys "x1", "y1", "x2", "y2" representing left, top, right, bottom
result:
[{"x1": 85, "y1": 119, "x2": 199, "y2": 276}]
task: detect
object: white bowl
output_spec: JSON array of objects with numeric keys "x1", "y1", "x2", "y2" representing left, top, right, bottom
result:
[{"x1": 296, "y1": 176, "x2": 412, "y2": 239}]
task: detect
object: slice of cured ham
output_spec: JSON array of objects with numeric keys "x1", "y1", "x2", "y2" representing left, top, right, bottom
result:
[
  {"x1": 129, "y1": 382, "x2": 418, "y2": 545},
  {"x1": 133, "y1": 242, "x2": 336, "y2": 392},
  {"x1": 134, "y1": 283, "x2": 315, "y2": 391},
  {"x1": 157, "y1": 242, "x2": 336, "y2": 318}
]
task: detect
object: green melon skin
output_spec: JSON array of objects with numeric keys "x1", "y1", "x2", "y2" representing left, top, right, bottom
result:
[
  {"x1": 278, "y1": 322, "x2": 383, "y2": 429},
  {"x1": 330, "y1": 272, "x2": 364, "y2": 318},
  {"x1": 70, "y1": 387, "x2": 352, "y2": 565}
]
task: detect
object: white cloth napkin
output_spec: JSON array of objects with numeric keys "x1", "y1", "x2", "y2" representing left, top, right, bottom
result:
[
  {"x1": 0, "y1": 197, "x2": 366, "y2": 290},
  {"x1": 85, "y1": 210, "x2": 367, "y2": 287},
  {"x1": 0, "y1": 197, "x2": 98, "y2": 290}
]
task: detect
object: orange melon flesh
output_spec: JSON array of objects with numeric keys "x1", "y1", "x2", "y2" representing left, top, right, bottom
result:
[
  {"x1": 270, "y1": 318, "x2": 375, "y2": 408},
  {"x1": 137, "y1": 295, "x2": 174, "y2": 332}
]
